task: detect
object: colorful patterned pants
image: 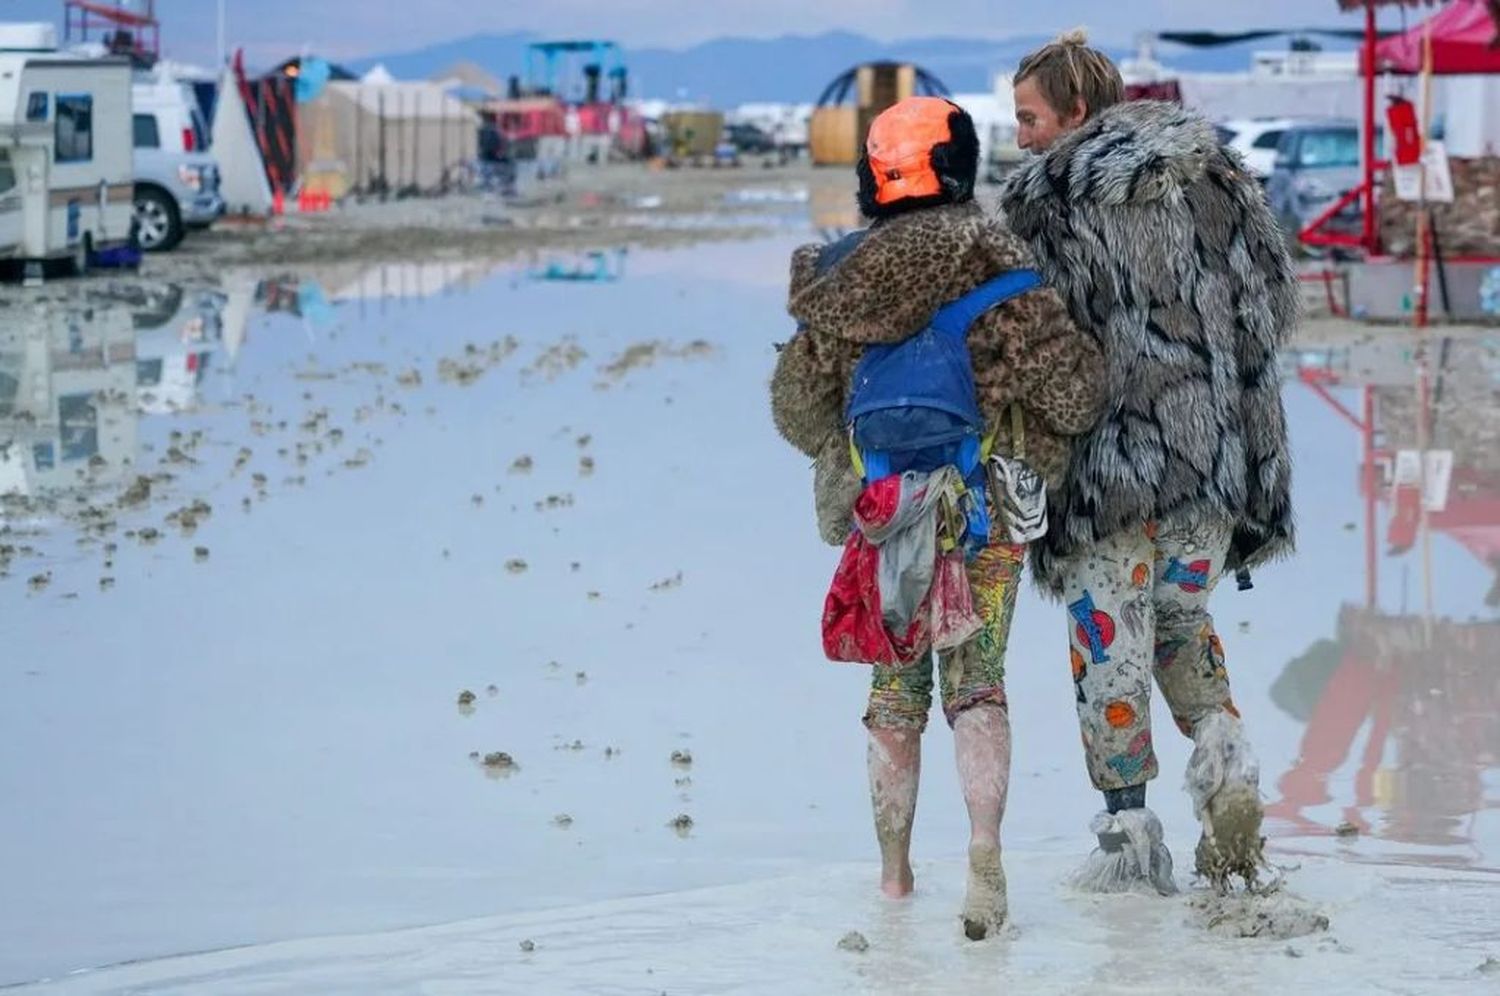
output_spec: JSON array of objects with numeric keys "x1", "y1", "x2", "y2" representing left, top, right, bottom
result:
[
  {"x1": 863, "y1": 543, "x2": 1024, "y2": 733},
  {"x1": 1060, "y1": 520, "x2": 1241, "y2": 791}
]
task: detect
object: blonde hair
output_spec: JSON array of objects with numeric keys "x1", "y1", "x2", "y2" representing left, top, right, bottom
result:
[{"x1": 1015, "y1": 28, "x2": 1125, "y2": 122}]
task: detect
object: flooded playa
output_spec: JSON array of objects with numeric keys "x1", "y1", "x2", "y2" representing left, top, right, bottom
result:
[{"x1": 3, "y1": 186, "x2": 1500, "y2": 992}]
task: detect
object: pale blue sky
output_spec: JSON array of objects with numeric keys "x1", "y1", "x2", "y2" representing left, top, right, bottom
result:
[{"x1": 10, "y1": 0, "x2": 1380, "y2": 67}]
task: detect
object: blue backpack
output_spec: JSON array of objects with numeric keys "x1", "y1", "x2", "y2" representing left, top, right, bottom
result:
[{"x1": 841, "y1": 255, "x2": 1042, "y2": 552}]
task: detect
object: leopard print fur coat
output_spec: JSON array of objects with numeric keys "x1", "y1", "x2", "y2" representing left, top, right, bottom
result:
[{"x1": 770, "y1": 200, "x2": 1106, "y2": 546}]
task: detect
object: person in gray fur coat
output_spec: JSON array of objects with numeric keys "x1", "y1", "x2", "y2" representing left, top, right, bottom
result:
[{"x1": 998, "y1": 30, "x2": 1299, "y2": 892}]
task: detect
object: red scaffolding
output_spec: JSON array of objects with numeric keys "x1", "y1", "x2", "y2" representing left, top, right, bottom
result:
[
  {"x1": 63, "y1": 1, "x2": 160, "y2": 61},
  {"x1": 1305, "y1": 0, "x2": 1500, "y2": 257}
]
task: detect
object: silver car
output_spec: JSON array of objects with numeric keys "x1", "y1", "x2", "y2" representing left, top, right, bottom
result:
[
  {"x1": 1263, "y1": 120, "x2": 1362, "y2": 251},
  {"x1": 132, "y1": 81, "x2": 225, "y2": 251}
]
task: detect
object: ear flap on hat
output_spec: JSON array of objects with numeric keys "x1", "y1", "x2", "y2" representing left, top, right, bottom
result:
[{"x1": 930, "y1": 107, "x2": 980, "y2": 201}]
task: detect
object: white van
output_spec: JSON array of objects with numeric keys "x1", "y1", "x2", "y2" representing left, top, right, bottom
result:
[{"x1": 0, "y1": 23, "x2": 134, "y2": 274}]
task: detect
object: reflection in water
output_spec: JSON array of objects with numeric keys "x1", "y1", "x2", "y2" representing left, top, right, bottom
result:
[
  {"x1": 808, "y1": 180, "x2": 860, "y2": 243},
  {"x1": 2, "y1": 260, "x2": 510, "y2": 495},
  {"x1": 526, "y1": 248, "x2": 627, "y2": 284},
  {"x1": 1273, "y1": 331, "x2": 1500, "y2": 864},
  {"x1": 0, "y1": 308, "x2": 136, "y2": 495},
  {"x1": 1270, "y1": 608, "x2": 1500, "y2": 855}
]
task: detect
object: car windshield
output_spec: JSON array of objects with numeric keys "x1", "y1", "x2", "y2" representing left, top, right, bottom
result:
[{"x1": 1297, "y1": 128, "x2": 1358, "y2": 168}]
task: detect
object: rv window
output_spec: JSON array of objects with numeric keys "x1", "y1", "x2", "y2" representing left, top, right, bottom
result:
[
  {"x1": 133, "y1": 113, "x2": 162, "y2": 149},
  {"x1": 26, "y1": 92, "x2": 48, "y2": 122},
  {"x1": 0, "y1": 151, "x2": 13, "y2": 193},
  {"x1": 55, "y1": 95, "x2": 94, "y2": 164}
]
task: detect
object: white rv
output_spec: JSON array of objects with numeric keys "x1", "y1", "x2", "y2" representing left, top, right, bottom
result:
[{"x1": 0, "y1": 23, "x2": 134, "y2": 273}]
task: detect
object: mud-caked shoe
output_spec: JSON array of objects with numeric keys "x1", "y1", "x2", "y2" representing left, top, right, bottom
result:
[
  {"x1": 1070, "y1": 807, "x2": 1177, "y2": 896},
  {"x1": 1186, "y1": 710, "x2": 1264, "y2": 889}
]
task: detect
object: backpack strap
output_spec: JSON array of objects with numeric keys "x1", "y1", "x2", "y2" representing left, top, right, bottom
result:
[
  {"x1": 813, "y1": 229, "x2": 869, "y2": 277},
  {"x1": 929, "y1": 268, "x2": 1043, "y2": 338}
]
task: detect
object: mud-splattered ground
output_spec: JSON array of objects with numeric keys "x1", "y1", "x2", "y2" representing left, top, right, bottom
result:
[{"x1": 3, "y1": 169, "x2": 1500, "y2": 993}]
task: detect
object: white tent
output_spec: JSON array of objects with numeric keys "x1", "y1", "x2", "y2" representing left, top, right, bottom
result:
[{"x1": 210, "y1": 69, "x2": 273, "y2": 215}]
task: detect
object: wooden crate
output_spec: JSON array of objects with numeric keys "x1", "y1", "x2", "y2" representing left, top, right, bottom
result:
[
  {"x1": 810, "y1": 105, "x2": 859, "y2": 165},
  {"x1": 812, "y1": 63, "x2": 921, "y2": 165},
  {"x1": 660, "y1": 111, "x2": 724, "y2": 158}
]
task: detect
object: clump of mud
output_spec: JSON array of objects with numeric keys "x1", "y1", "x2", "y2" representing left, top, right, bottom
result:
[
  {"x1": 457, "y1": 690, "x2": 477, "y2": 707},
  {"x1": 553, "y1": 814, "x2": 574, "y2": 829},
  {"x1": 670, "y1": 749, "x2": 693, "y2": 768},
  {"x1": 525, "y1": 338, "x2": 588, "y2": 380},
  {"x1": 579, "y1": 455, "x2": 595, "y2": 477},
  {"x1": 650, "y1": 571, "x2": 684, "y2": 592},
  {"x1": 836, "y1": 931, "x2": 870, "y2": 953},
  {"x1": 482, "y1": 751, "x2": 517, "y2": 772},
  {"x1": 166, "y1": 499, "x2": 213, "y2": 533},
  {"x1": 193, "y1": 546, "x2": 210, "y2": 562},
  {"x1": 1334, "y1": 821, "x2": 1360, "y2": 839},
  {"x1": 438, "y1": 338, "x2": 519, "y2": 386},
  {"x1": 1188, "y1": 886, "x2": 1330, "y2": 940},
  {"x1": 118, "y1": 476, "x2": 152, "y2": 507},
  {"x1": 574, "y1": 671, "x2": 588, "y2": 685},
  {"x1": 28, "y1": 572, "x2": 51, "y2": 592},
  {"x1": 505, "y1": 559, "x2": 529, "y2": 575},
  {"x1": 668, "y1": 813, "x2": 694, "y2": 836},
  {"x1": 519, "y1": 939, "x2": 536, "y2": 953},
  {"x1": 509, "y1": 455, "x2": 534, "y2": 475},
  {"x1": 598, "y1": 339, "x2": 715, "y2": 381}
]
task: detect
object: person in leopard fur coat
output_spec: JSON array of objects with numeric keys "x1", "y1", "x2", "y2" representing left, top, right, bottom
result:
[{"x1": 768, "y1": 96, "x2": 1104, "y2": 940}]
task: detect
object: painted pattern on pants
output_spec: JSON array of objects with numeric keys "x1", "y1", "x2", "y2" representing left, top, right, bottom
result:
[
  {"x1": 1061, "y1": 519, "x2": 1242, "y2": 791},
  {"x1": 864, "y1": 542, "x2": 1024, "y2": 732}
]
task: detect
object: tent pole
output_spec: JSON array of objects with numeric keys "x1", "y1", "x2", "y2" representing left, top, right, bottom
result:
[
  {"x1": 1363, "y1": 386, "x2": 1377, "y2": 610},
  {"x1": 1363, "y1": 0, "x2": 1379, "y2": 255}
]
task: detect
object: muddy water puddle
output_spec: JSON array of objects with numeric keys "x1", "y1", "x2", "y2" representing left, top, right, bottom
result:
[{"x1": 3, "y1": 236, "x2": 1500, "y2": 985}]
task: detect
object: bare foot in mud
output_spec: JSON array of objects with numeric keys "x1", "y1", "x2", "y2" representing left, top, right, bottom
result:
[
  {"x1": 962, "y1": 840, "x2": 1007, "y2": 940},
  {"x1": 880, "y1": 863, "x2": 914, "y2": 899}
]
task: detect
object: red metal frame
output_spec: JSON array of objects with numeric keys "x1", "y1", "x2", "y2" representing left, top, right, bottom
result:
[
  {"x1": 1301, "y1": 2, "x2": 1386, "y2": 256},
  {"x1": 1362, "y1": 1, "x2": 1380, "y2": 254},
  {"x1": 64, "y1": 1, "x2": 160, "y2": 59},
  {"x1": 1298, "y1": 268, "x2": 1349, "y2": 316}
]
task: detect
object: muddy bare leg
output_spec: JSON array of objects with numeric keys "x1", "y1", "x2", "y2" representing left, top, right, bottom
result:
[
  {"x1": 868, "y1": 726, "x2": 920, "y2": 898},
  {"x1": 954, "y1": 703, "x2": 1010, "y2": 938}
]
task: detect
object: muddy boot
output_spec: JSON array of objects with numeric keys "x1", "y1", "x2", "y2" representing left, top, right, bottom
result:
[
  {"x1": 1071, "y1": 807, "x2": 1177, "y2": 896},
  {"x1": 1186, "y1": 710, "x2": 1264, "y2": 889}
]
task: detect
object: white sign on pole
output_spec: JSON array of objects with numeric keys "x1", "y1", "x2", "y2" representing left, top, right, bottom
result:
[
  {"x1": 1422, "y1": 449, "x2": 1454, "y2": 512},
  {"x1": 1393, "y1": 449, "x2": 1424, "y2": 488},
  {"x1": 1393, "y1": 140, "x2": 1455, "y2": 203}
]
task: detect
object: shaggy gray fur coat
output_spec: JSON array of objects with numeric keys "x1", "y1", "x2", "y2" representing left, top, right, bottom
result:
[{"x1": 999, "y1": 100, "x2": 1299, "y2": 591}]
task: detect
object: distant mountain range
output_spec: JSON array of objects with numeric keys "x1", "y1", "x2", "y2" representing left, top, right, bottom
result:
[{"x1": 346, "y1": 30, "x2": 1353, "y2": 106}]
